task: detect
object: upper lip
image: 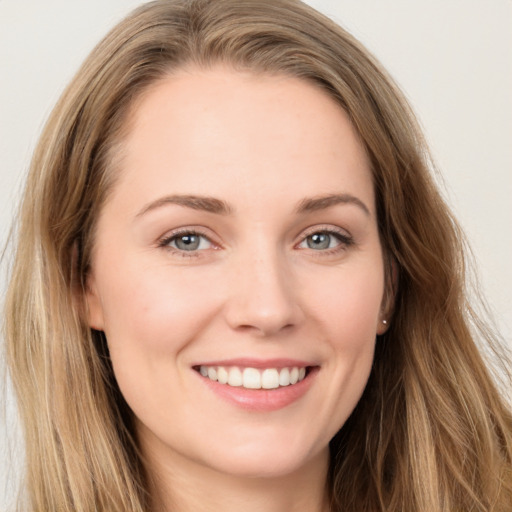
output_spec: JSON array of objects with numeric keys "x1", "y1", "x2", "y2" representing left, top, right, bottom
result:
[{"x1": 192, "y1": 358, "x2": 316, "y2": 369}]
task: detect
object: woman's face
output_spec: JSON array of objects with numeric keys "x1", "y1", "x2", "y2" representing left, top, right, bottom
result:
[{"x1": 86, "y1": 67, "x2": 389, "y2": 479}]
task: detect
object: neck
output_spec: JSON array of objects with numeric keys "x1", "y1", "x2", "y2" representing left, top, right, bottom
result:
[{"x1": 143, "y1": 440, "x2": 331, "y2": 512}]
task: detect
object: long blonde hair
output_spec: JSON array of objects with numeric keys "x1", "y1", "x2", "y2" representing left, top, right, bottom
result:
[{"x1": 4, "y1": 1, "x2": 512, "y2": 510}]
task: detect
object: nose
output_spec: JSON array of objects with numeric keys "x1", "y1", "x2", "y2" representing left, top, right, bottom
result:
[{"x1": 223, "y1": 248, "x2": 303, "y2": 337}]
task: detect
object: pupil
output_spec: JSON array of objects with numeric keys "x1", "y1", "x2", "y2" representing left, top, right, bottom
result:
[
  {"x1": 177, "y1": 234, "x2": 199, "y2": 250},
  {"x1": 308, "y1": 233, "x2": 330, "y2": 249}
]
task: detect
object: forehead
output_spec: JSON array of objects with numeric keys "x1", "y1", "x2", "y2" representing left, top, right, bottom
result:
[{"x1": 108, "y1": 66, "x2": 374, "y2": 215}]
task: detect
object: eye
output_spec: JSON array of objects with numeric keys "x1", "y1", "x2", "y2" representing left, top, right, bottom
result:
[
  {"x1": 161, "y1": 231, "x2": 213, "y2": 252},
  {"x1": 297, "y1": 229, "x2": 353, "y2": 251}
]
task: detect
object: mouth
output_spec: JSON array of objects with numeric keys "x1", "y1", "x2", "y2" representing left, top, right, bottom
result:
[
  {"x1": 193, "y1": 364, "x2": 311, "y2": 390},
  {"x1": 192, "y1": 359, "x2": 319, "y2": 411}
]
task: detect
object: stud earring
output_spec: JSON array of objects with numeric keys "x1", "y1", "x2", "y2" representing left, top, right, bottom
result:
[{"x1": 382, "y1": 319, "x2": 388, "y2": 325}]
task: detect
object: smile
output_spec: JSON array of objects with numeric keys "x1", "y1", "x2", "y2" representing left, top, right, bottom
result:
[
  {"x1": 197, "y1": 365, "x2": 308, "y2": 389},
  {"x1": 193, "y1": 361, "x2": 319, "y2": 411}
]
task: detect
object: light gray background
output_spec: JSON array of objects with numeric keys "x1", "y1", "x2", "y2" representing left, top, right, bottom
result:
[{"x1": 1, "y1": 0, "x2": 511, "y2": 507}]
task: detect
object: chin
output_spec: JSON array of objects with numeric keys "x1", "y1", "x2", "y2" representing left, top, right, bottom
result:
[{"x1": 199, "y1": 441, "x2": 328, "y2": 480}]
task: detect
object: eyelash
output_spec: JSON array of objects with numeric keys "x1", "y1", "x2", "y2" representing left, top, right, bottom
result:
[
  {"x1": 157, "y1": 226, "x2": 354, "y2": 257},
  {"x1": 297, "y1": 226, "x2": 354, "y2": 255},
  {"x1": 158, "y1": 228, "x2": 216, "y2": 258}
]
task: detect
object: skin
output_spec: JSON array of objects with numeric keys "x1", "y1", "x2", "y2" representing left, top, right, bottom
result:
[{"x1": 86, "y1": 67, "x2": 389, "y2": 512}]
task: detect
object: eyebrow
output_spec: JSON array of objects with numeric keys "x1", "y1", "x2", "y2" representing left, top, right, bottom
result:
[
  {"x1": 136, "y1": 194, "x2": 233, "y2": 217},
  {"x1": 136, "y1": 192, "x2": 370, "y2": 218},
  {"x1": 295, "y1": 193, "x2": 371, "y2": 216}
]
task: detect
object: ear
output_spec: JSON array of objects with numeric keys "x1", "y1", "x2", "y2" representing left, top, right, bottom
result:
[
  {"x1": 85, "y1": 272, "x2": 105, "y2": 331},
  {"x1": 376, "y1": 257, "x2": 398, "y2": 335},
  {"x1": 72, "y1": 241, "x2": 105, "y2": 331}
]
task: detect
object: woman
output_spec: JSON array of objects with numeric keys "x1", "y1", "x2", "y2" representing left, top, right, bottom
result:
[{"x1": 4, "y1": 0, "x2": 512, "y2": 510}]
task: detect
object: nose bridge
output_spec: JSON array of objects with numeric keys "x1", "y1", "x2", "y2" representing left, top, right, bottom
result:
[{"x1": 224, "y1": 237, "x2": 300, "y2": 336}]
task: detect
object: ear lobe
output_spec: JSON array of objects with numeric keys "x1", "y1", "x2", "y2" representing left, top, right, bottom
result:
[
  {"x1": 376, "y1": 317, "x2": 390, "y2": 335},
  {"x1": 377, "y1": 257, "x2": 398, "y2": 335},
  {"x1": 85, "y1": 273, "x2": 105, "y2": 331},
  {"x1": 72, "y1": 242, "x2": 105, "y2": 331}
]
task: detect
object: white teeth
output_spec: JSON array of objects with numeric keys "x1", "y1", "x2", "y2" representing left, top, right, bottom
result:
[
  {"x1": 261, "y1": 369, "x2": 279, "y2": 389},
  {"x1": 198, "y1": 365, "x2": 308, "y2": 389},
  {"x1": 227, "y1": 367, "x2": 242, "y2": 387},
  {"x1": 243, "y1": 368, "x2": 261, "y2": 389},
  {"x1": 207, "y1": 367, "x2": 217, "y2": 381},
  {"x1": 217, "y1": 366, "x2": 229, "y2": 384},
  {"x1": 278, "y1": 367, "x2": 290, "y2": 387}
]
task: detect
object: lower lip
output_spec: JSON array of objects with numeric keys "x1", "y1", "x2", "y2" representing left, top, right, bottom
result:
[{"x1": 195, "y1": 367, "x2": 319, "y2": 412}]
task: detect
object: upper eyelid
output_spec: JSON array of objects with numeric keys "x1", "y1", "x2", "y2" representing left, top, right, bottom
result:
[
  {"x1": 158, "y1": 227, "x2": 217, "y2": 247},
  {"x1": 160, "y1": 225, "x2": 213, "y2": 238},
  {"x1": 156, "y1": 224, "x2": 353, "y2": 248},
  {"x1": 294, "y1": 225, "x2": 354, "y2": 250},
  {"x1": 298, "y1": 224, "x2": 352, "y2": 239}
]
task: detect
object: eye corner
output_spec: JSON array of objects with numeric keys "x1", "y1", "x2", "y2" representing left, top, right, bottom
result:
[
  {"x1": 157, "y1": 226, "x2": 219, "y2": 256},
  {"x1": 295, "y1": 225, "x2": 354, "y2": 252}
]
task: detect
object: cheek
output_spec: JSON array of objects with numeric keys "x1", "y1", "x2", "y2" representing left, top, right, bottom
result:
[
  {"x1": 324, "y1": 278, "x2": 381, "y2": 370},
  {"x1": 306, "y1": 262, "x2": 385, "y2": 344},
  {"x1": 97, "y1": 263, "x2": 222, "y2": 420},
  {"x1": 98, "y1": 260, "x2": 222, "y2": 357},
  {"x1": 320, "y1": 270, "x2": 383, "y2": 410}
]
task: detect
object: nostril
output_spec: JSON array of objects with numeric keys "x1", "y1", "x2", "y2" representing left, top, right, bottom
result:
[
  {"x1": 223, "y1": 268, "x2": 303, "y2": 336},
  {"x1": 230, "y1": 320, "x2": 296, "y2": 337}
]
